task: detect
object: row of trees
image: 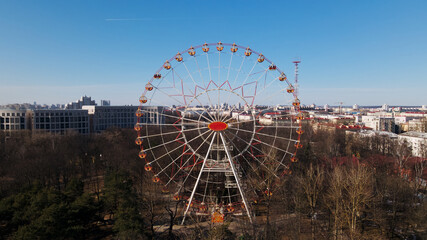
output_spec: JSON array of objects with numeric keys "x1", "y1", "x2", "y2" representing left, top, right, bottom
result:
[{"x1": 0, "y1": 126, "x2": 426, "y2": 239}]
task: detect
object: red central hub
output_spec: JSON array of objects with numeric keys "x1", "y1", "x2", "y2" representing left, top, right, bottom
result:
[{"x1": 208, "y1": 121, "x2": 228, "y2": 131}]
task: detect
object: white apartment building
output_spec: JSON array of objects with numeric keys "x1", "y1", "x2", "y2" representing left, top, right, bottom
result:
[
  {"x1": 361, "y1": 116, "x2": 396, "y2": 132},
  {"x1": 398, "y1": 131, "x2": 427, "y2": 157}
]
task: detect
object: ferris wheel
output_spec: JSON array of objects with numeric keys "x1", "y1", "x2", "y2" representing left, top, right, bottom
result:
[{"x1": 135, "y1": 42, "x2": 303, "y2": 224}]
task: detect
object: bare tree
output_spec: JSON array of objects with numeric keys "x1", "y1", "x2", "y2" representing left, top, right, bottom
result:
[
  {"x1": 297, "y1": 163, "x2": 325, "y2": 239},
  {"x1": 343, "y1": 166, "x2": 374, "y2": 238},
  {"x1": 326, "y1": 166, "x2": 346, "y2": 240}
]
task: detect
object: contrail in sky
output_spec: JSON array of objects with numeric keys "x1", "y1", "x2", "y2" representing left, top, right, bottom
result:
[{"x1": 105, "y1": 18, "x2": 155, "y2": 21}]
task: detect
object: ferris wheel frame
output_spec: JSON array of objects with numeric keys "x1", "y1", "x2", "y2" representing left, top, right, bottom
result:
[{"x1": 136, "y1": 42, "x2": 303, "y2": 224}]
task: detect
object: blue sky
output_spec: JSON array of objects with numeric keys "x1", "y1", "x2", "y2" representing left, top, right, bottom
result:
[{"x1": 0, "y1": 0, "x2": 426, "y2": 106}]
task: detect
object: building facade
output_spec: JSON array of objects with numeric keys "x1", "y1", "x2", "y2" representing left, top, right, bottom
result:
[
  {"x1": 362, "y1": 116, "x2": 396, "y2": 133},
  {"x1": 0, "y1": 105, "x2": 165, "y2": 134},
  {"x1": 83, "y1": 106, "x2": 164, "y2": 133},
  {"x1": 0, "y1": 109, "x2": 31, "y2": 131},
  {"x1": 398, "y1": 131, "x2": 427, "y2": 157},
  {"x1": 32, "y1": 109, "x2": 90, "y2": 134}
]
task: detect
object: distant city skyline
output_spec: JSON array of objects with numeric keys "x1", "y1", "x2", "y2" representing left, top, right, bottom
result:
[{"x1": 1, "y1": 1, "x2": 426, "y2": 106}]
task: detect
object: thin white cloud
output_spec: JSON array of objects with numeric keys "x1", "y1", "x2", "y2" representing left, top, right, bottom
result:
[{"x1": 104, "y1": 18, "x2": 154, "y2": 21}]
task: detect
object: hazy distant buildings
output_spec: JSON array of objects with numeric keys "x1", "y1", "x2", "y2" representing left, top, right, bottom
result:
[
  {"x1": 324, "y1": 104, "x2": 330, "y2": 111},
  {"x1": 382, "y1": 104, "x2": 390, "y2": 112},
  {"x1": 65, "y1": 96, "x2": 96, "y2": 109},
  {"x1": 352, "y1": 104, "x2": 359, "y2": 110},
  {"x1": 100, "y1": 100, "x2": 111, "y2": 106}
]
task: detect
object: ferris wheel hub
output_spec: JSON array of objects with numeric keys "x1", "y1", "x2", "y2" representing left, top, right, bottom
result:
[{"x1": 208, "y1": 121, "x2": 228, "y2": 131}]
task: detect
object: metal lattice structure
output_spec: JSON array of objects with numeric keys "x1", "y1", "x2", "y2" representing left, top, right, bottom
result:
[{"x1": 135, "y1": 42, "x2": 303, "y2": 223}]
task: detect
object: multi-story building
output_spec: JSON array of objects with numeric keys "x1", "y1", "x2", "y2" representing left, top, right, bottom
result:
[
  {"x1": 398, "y1": 131, "x2": 427, "y2": 157},
  {"x1": 362, "y1": 116, "x2": 396, "y2": 133},
  {"x1": 0, "y1": 109, "x2": 31, "y2": 131},
  {"x1": 32, "y1": 109, "x2": 90, "y2": 134},
  {"x1": 65, "y1": 96, "x2": 96, "y2": 109},
  {"x1": 82, "y1": 106, "x2": 164, "y2": 133}
]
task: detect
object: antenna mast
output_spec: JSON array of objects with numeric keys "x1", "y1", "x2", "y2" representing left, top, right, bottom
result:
[{"x1": 293, "y1": 60, "x2": 301, "y2": 99}]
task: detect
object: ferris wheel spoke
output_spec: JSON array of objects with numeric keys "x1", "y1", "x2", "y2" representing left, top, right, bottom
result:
[
  {"x1": 182, "y1": 69, "x2": 218, "y2": 122},
  {"x1": 225, "y1": 117, "x2": 256, "y2": 124},
  {"x1": 182, "y1": 60, "x2": 202, "y2": 91},
  {"x1": 222, "y1": 132, "x2": 269, "y2": 188},
  {"x1": 222, "y1": 131, "x2": 279, "y2": 179},
  {"x1": 253, "y1": 87, "x2": 290, "y2": 106},
  {"x1": 255, "y1": 124, "x2": 298, "y2": 129},
  {"x1": 187, "y1": 107, "x2": 215, "y2": 123},
  {"x1": 171, "y1": 131, "x2": 216, "y2": 188},
  {"x1": 226, "y1": 53, "x2": 234, "y2": 85},
  {"x1": 257, "y1": 113, "x2": 296, "y2": 118},
  {"x1": 205, "y1": 52, "x2": 219, "y2": 121},
  {"x1": 153, "y1": 131, "x2": 210, "y2": 177},
  {"x1": 140, "y1": 109, "x2": 208, "y2": 125},
  {"x1": 194, "y1": 56, "x2": 217, "y2": 118},
  {"x1": 147, "y1": 128, "x2": 211, "y2": 166},
  {"x1": 173, "y1": 69, "x2": 217, "y2": 122},
  {"x1": 223, "y1": 54, "x2": 247, "y2": 108},
  {"x1": 140, "y1": 126, "x2": 209, "y2": 139},
  {"x1": 224, "y1": 129, "x2": 292, "y2": 165},
  {"x1": 146, "y1": 87, "x2": 186, "y2": 106},
  {"x1": 153, "y1": 67, "x2": 179, "y2": 92},
  {"x1": 220, "y1": 103, "x2": 252, "y2": 123},
  {"x1": 218, "y1": 105, "x2": 234, "y2": 123},
  {"x1": 241, "y1": 60, "x2": 258, "y2": 87},
  {"x1": 227, "y1": 126, "x2": 298, "y2": 142},
  {"x1": 205, "y1": 52, "x2": 213, "y2": 84},
  {"x1": 138, "y1": 123, "x2": 190, "y2": 127},
  {"x1": 193, "y1": 55, "x2": 207, "y2": 89},
  {"x1": 188, "y1": 94, "x2": 218, "y2": 123},
  {"x1": 144, "y1": 136, "x2": 184, "y2": 153},
  {"x1": 253, "y1": 75, "x2": 281, "y2": 98}
]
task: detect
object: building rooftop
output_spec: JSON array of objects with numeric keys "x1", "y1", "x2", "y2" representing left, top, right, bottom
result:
[{"x1": 399, "y1": 131, "x2": 427, "y2": 139}]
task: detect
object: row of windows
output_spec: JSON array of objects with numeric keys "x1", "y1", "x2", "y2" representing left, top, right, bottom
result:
[
  {"x1": 0, "y1": 117, "x2": 26, "y2": 124},
  {"x1": 38, "y1": 129, "x2": 88, "y2": 134},
  {"x1": 35, "y1": 123, "x2": 88, "y2": 129},
  {"x1": 95, "y1": 119, "x2": 135, "y2": 124},
  {"x1": 96, "y1": 109, "x2": 138, "y2": 113},
  {"x1": 0, "y1": 112, "x2": 26, "y2": 117},
  {"x1": 0, "y1": 124, "x2": 25, "y2": 130},
  {"x1": 95, "y1": 113, "x2": 135, "y2": 118},
  {"x1": 34, "y1": 117, "x2": 88, "y2": 123},
  {"x1": 34, "y1": 112, "x2": 87, "y2": 117}
]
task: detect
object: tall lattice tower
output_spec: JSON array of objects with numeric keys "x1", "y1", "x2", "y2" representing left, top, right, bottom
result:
[{"x1": 293, "y1": 60, "x2": 301, "y2": 99}]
